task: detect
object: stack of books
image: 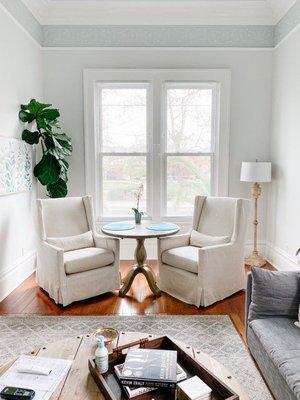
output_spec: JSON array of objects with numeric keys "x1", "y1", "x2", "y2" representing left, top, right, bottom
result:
[
  {"x1": 114, "y1": 348, "x2": 185, "y2": 398},
  {"x1": 114, "y1": 348, "x2": 212, "y2": 400}
]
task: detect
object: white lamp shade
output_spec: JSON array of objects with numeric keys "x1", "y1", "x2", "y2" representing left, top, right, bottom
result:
[{"x1": 240, "y1": 162, "x2": 271, "y2": 182}]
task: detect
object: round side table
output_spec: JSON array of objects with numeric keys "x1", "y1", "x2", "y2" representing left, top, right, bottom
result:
[{"x1": 102, "y1": 221, "x2": 179, "y2": 297}]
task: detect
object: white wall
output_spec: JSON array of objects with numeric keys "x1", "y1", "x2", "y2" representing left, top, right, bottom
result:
[
  {"x1": 0, "y1": 5, "x2": 43, "y2": 300},
  {"x1": 43, "y1": 48, "x2": 273, "y2": 257},
  {"x1": 266, "y1": 27, "x2": 300, "y2": 269}
]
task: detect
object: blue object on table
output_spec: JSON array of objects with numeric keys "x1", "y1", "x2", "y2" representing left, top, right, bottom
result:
[
  {"x1": 103, "y1": 222, "x2": 134, "y2": 231},
  {"x1": 146, "y1": 223, "x2": 179, "y2": 231}
]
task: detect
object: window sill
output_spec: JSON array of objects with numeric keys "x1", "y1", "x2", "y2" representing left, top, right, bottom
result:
[{"x1": 96, "y1": 215, "x2": 192, "y2": 226}]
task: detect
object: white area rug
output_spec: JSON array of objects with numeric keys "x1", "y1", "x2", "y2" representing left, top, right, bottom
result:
[{"x1": 0, "y1": 315, "x2": 271, "y2": 400}]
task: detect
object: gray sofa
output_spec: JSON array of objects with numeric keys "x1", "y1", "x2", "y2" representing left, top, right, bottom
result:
[{"x1": 246, "y1": 267, "x2": 300, "y2": 400}]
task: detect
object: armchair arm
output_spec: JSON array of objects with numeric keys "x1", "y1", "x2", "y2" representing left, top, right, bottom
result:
[
  {"x1": 197, "y1": 242, "x2": 244, "y2": 306},
  {"x1": 40, "y1": 240, "x2": 64, "y2": 265},
  {"x1": 37, "y1": 240, "x2": 65, "y2": 282},
  {"x1": 94, "y1": 233, "x2": 120, "y2": 256},
  {"x1": 198, "y1": 242, "x2": 241, "y2": 281},
  {"x1": 158, "y1": 233, "x2": 190, "y2": 254}
]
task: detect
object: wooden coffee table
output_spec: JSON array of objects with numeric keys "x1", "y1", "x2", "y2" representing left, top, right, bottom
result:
[{"x1": 0, "y1": 331, "x2": 249, "y2": 400}]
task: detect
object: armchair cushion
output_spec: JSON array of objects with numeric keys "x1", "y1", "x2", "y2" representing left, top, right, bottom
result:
[
  {"x1": 190, "y1": 230, "x2": 230, "y2": 248},
  {"x1": 248, "y1": 267, "x2": 300, "y2": 321},
  {"x1": 47, "y1": 231, "x2": 94, "y2": 252},
  {"x1": 64, "y1": 247, "x2": 114, "y2": 275},
  {"x1": 162, "y1": 246, "x2": 198, "y2": 274}
]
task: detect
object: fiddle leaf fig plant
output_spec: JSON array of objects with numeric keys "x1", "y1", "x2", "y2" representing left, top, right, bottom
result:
[{"x1": 19, "y1": 99, "x2": 72, "y2": 198}]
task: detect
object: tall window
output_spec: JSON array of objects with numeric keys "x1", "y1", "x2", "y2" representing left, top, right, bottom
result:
[
  {"x1": 163, "y1": 84, "x2": 214, "y2": 216},
  {"x1": 84, "y1": 69, "x2": 230, "y2": 221},
  {"x1": 99, "y1": 84, "x2": 149, "y2": 217}
]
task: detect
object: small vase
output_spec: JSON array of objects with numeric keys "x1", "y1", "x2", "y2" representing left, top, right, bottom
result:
[{"x1": 134, "y1": 211, "x2": 142, "y2": 224}]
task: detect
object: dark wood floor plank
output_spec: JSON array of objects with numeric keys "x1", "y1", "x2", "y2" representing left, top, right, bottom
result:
[{"x1": 0, "y1": 261, "x2": 274, "y2": 338}]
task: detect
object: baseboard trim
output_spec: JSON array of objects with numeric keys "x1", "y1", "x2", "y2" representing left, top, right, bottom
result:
[
  {"x1": 0, "y1": 251, "x2": 36, "y2": 302},
  {"x1": 265, "y1": 242, "x2": 299, "y2": 271}
]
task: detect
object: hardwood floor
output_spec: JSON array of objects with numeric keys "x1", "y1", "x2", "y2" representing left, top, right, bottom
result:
[{"x1": 0, "y1": 261, "x2": 274, "y2": 338}]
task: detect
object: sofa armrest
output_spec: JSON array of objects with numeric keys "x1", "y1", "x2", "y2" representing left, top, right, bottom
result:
[
  {"x1": 158, "y1": 233, "x2": 190, "y2": 254},
  {"x1": 245, "y1": 273, "x2": 252, "y2": 324}
]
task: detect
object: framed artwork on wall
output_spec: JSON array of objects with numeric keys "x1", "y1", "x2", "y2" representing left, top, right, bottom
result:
[{"x1": 0, "y1": 137, "x2": 32, "y2": 195}]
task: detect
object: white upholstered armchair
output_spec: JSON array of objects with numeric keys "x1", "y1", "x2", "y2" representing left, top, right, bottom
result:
[
  {"x1": 158, "y1": 196, "x2": 250, "y2": 307},
  {"x1": 36, "y1": 196, "x2": 120, "y2": 306}
]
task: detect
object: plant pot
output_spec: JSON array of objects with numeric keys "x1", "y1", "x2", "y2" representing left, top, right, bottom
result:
[{"x1": 134, "y1": 212, "x2": 142, "y2": 224}]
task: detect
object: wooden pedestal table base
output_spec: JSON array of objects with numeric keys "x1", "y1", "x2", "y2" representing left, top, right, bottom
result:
[
  {"x1": 101, "y1": 221, "x2": 179, "y2": 297},
  {"x1": 120, "y1": 238, "x2": 161, "y2": 297}
]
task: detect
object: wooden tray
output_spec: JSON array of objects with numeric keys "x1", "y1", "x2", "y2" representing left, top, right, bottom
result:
[{"x1": 89, "y1": 336, "x2": 239, "y2": 400}]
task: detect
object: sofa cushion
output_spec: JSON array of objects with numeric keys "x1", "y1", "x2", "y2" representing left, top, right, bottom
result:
[
  {"x1": 249, "y1": 317, "x2": 300, "y2": 398},
  {"x1": 161, "y1": 246, "x2": 198, "y2": 274},
  {"x1": 47, "y1": 231, "x2": 94, "y2": 252},
  {"x1": 247, "y1": 322, "x2": 297, "y2": 400},
  {"x1": 190, "y1": 230, "x2": 230, "y2": 248},
  {"x1": 64, "y1": 247, "x2": 114, "y2": 275},
  {"x1": 249, "y1": 267, "x2": 300, "y2": 321}
]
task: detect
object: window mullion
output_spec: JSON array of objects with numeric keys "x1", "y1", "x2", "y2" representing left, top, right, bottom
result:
[
  {"x1": 152, "y1": 78, "x2": 162, "y2": 221},
  {"x1": 97, "y1": 86, "x2": 103, "y2": 218}
]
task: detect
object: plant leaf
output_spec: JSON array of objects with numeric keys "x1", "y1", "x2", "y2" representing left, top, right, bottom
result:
[
  {"x1": 39, "y1": 108, "x2": 60, "y2": 122},
  {"x1": 47, "y1": 178, "x2": 67, "y2": 198},
  {"x1": 51, "y1": 132, "x2": 72, "y2": 156},
  {"x1": 34, "y1": 153, "x2": 61, "y2": 185},
  {"x1": 58, "y1": 158, "x2": 69, "y2": 171},
  {"x1": 36, "y1": 116, "x2": 51, "y2": 131},
  {"x1": 20, "y1": 99, "x2": 52, "y2": 118},
  {"x1": 19, "y1": 110, "x2": 35, "y2": 123},
  {"x1": 22, "y1": 129, "x2": 40, "y2": 145}
]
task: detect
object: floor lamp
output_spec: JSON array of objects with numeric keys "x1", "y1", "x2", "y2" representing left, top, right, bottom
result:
[{"x1": 241, "y1": 161, "x2": 272, "y2": 267}]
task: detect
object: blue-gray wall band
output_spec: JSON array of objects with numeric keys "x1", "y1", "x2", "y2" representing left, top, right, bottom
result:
[{"x1": 42, "y1": 25, "x2": 274, "y2": 48}]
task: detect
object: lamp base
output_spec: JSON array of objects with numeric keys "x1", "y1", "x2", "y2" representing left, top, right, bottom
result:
[{"x1": 245, "y1": 252, "x2": 267, "y2": 268}]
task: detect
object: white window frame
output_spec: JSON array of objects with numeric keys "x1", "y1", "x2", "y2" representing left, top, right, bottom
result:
[
  {"x1": 84, "y1": 69, "x2": 230, "y2": 223},
  {"x1": 96, "y1": 82, "x2": 152, "y2": 219},
  {"x1": 161, "y1": 81, "x2": 218, "y2": 218}
]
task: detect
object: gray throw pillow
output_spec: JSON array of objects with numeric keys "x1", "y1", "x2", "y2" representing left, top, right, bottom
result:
[{"x1": 248, "y1": 267, "x2": 300, "y2": 321}]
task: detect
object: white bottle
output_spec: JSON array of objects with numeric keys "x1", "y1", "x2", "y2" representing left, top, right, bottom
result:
[{"x1": 95, "y1": 335, "x2": 108, "y2": 373}]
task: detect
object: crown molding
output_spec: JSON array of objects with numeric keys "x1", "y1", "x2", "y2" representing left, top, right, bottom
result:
[
  {"x1": 21, "y1": 0, "x2": 50, "y2": 24},
  {"x1": 4, "y1": 0, "x2": 299, "y2": 48},
  {"x1": 21, "y1": 0, "x2": 296, "y2": 26},
  {"x1": 267, "y1": 0, "x2": 298, "y2": 24}
]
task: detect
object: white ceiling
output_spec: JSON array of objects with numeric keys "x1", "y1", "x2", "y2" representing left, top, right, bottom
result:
[{"x1": 22, "y1": 0, "x2": 297, "y2": 26}]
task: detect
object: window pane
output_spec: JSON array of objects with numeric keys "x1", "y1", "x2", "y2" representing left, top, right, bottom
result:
[
  {"x1": 166, "y1": 88, "x2": 212, "y2": 153},
  {"x1": 102, "y1": 156, "x2": 147, "y2": 216},
  {"x1": 102, "y1": 88, "x2": 147, "y2": 152},
  {"x1": 166, "y1": 156, "x2": 211, "y2": 216}
]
